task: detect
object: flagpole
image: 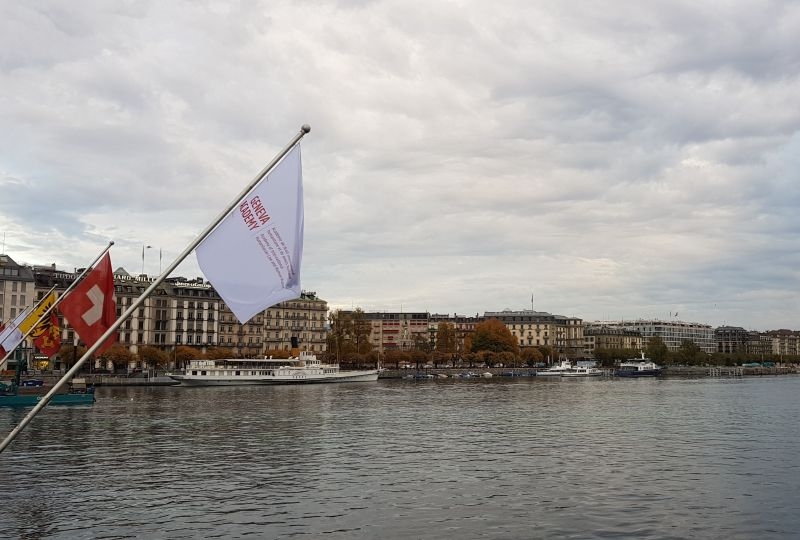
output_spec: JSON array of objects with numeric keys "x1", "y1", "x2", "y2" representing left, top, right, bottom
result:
[
  {"x1": 0, "y1": 125, "x2": 311, "y2": 454},
  {"x1": 0, "y1": 241, "x2": 115, "y2": 369}
]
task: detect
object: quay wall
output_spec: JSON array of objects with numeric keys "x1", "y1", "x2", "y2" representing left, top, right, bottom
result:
[{"x1": 378, "y1": 365, "x2": 799, "y2": 379}]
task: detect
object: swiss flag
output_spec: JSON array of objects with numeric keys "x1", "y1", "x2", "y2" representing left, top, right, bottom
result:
[{"x1": 59, "y1": 253, "x2": 118, "y2": 355}]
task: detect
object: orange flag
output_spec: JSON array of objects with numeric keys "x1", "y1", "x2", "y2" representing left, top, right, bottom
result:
[{"x1": 32, "y1": 311, "x2": 61, "y2": 357}]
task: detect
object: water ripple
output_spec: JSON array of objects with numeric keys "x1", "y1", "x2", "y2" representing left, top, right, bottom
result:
[{"x1": 1, "y1": 377, "x2": 799, "y2": 538}]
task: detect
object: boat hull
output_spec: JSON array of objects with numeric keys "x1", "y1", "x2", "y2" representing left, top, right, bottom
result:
[
  {"x1": 169, "y1": 370, "x2": 380, "y2": 386},
  {"x1": 614, "y1": 369, "x2": 662, "y2": 377},
  {"x1": 0, "y1": 392, "x2": 96, "y2": 407}
]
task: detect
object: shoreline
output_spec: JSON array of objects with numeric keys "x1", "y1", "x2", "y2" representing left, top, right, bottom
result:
[{"x1": 10, "y1": 365, "x2": 798, "y2": 387}]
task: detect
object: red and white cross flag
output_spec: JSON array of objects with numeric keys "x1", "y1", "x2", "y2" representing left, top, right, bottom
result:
[{"x1": 59, "y1": 253, "x2": 118, "y2": 355}]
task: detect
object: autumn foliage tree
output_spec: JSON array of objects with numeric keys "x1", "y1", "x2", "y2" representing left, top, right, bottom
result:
[
  {"x1": 205, "y1": 347, "x2": 232, "y2": 360},
  {"x1": 101, "y1": 344, "x2": 135, "y2": 372},
  {"x1": 435, "y1": 323, "x2": 457, "y2": 354},
  {"x1": 57, "y1": 344, "x2": 87, "y2": 369},
  {"x1": 327, "y1": 309, "x2": 373, "y2": 360},
  {"x1": 175, "y1": 346, "x2": 202, "y2": 366},
  {"x1": 520, "y1": 347, "x2": 544, "y2": 366},
  {"x1": 138, "y1": 346, "x2": 168, "y2": 369},
  {"x1": 468, "y1": 319, "x2": 519, "y2": 355}
]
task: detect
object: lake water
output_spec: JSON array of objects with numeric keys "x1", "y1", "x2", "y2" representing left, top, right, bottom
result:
[{"x1": 1, "y1": 375, "x2": 799, "y2": 539}]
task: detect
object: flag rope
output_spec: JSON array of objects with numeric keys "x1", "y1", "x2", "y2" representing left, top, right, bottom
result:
[{"x1": 0, "y1": 125, "x2": 311, "y2": 454}]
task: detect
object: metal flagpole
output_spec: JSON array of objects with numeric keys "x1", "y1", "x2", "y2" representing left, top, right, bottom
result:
[
  {"x1": 0, "y1": 125, "x2": 311, "y2": 454},
  {"x1": 0, "y1": 242, "x2": 115, "y2": 369}
]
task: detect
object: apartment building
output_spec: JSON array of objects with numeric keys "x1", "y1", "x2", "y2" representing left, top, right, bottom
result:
[
  {"x1": 25, "y1": 261, "x2": 327, "y2": 367},
  {"x1": 714, "y1": 326, "x2": 749, "y2": 354},
  {"x1": 429, "y1": 313, "x2": 482, "y2": 355},
  {"x1": 261, "y1": 291, "x2": 328, "y2": 353},
  {"x1": 583, "y1": 324, "x2": 643, "y2": 356},
  {"x1": 765, "y1": 330, "x2": 800, "y2": 357},
  {"x1": 483, "y1": 310, "x2": 585, "y2": 359},
  {"x1": 364, "y1": 311, "x2": 430, "y2": 352},
  {"x1": 611, "y1": 319, "x2": 715, "y2": 353},
  {"x1": 0, "y1": 254, "x2": 35, "y2": 323}
]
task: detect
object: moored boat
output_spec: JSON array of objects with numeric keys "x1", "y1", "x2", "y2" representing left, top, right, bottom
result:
[
  {"x1": 536, "y1": 360, "x2": 574, "y2": 376},
  {"x1": 167, "y1": 351, "x2": 379, "y2": 386},
  {"x1": 0, "y1": 378, "x2": 95, "y2": 407},
  {"x1": 614, "y1": 355, "x2": 663, "y2": 377},
  {"x1": 561, "y1": 365, "x2": 603, "y2": 377}
]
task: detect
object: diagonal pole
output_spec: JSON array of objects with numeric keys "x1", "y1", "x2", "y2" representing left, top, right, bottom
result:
[{"x1": 0, "y1": 125, "x2": 311, "y2": 454}]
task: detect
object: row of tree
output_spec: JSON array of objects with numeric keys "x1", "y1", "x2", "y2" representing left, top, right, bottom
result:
[
  {"x1": 56, "y1": 343, "x2": 299, "y2": 373},
  {"x1": 327, "y1": 311, "x2": 798, "y2": 369},
  {"x1": 53, "y1": 312, "x2": 796, "y2": 372}
]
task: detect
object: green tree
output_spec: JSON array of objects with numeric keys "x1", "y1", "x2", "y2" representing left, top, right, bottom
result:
[
  {"x1": 646, "y1": 336, "x2": 669, "y2": 364},
  {"x1": 594, "y1": 347, "x2": 640, "y2": 367},
  {"x1": 469, "y1": 319, "x2": 519, "y2": 355},
  {"x1": 677, "y1": 340, "x2": 706, "y2": 366}
]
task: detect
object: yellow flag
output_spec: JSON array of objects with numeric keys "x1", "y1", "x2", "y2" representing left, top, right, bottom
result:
[{"x1": 19, "y1": 292, "x2": 57, "y2": 335}]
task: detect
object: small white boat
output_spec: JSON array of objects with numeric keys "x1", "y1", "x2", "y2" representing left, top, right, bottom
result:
[
  {"x1": 536, "y1": 360, "x2": 574, "y2": 376},
  {"x1": 168, "y1": 351, "x2": 379, "y2": 385},
  {"x1": 561, "y1": 365, "x2": 603, "y2": 377},
  {"x1": 481, "y1": 372, "x2": 493, "y2": 378}
]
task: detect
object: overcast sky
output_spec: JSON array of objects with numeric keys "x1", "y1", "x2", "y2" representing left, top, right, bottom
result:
[{"x1": 2, "y1": 1, "x2": 799, "y2": 330}]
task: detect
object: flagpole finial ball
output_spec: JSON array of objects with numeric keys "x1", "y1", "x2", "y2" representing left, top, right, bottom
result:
[{"x1": 301, "y1": 124, "x2": 311, "y2": 133}]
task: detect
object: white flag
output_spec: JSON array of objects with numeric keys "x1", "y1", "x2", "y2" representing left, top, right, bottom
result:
[
  {"x1": 0, "y1": 307, "x2": 33, "y2": 358},
  {"x1": 196, "y1": 145, "x2": 304, "y2": 323}
]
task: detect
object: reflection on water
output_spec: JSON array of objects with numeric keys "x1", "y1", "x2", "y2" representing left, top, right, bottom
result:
[{"x1": 2, "y1": 377, "x2": 799, "y2": 539}]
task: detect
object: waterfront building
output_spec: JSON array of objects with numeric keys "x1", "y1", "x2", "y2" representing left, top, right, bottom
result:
[
  {"x1": 714, "y1": 326, "x2": 749, "y2": 354},
  {"x1": 24, "y1": 259, "x2": 328, "y2": 370},
  {"x1": 0, "y1": 254, "x2": 35, "y2": 323},
  {"x1": 261, "y1": 291, "x2": 328, "y2": 354},
  {"x1": 216, "y1": 291, "x2": 327, "y2": 357},
  {"x1": 747, "y1": 332, "x2": 773, "y2": 357},
  {"x1": 364, "y1": 311, "x2": 430, "y2": 352},
  {"x1": 429, "y1": 313, "x2": 482, "y2": 357},
  {"x1": 765, "y1": 330, "x2": 800, "y2": 358},
  {"x1": 483, "y1": 310, "x2": 585, "y2": 360},
  {"x1": 583, "y1": 324, "x2": 643, "y2": 357},
  {"x1": 0, "y1": 255, "x2": 37, "y2": 369},
  {"x1": 609, "y1": 319, "x2": 715, "y2": 353}
]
